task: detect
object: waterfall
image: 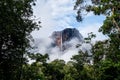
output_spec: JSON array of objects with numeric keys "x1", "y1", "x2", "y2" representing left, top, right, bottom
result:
[{"x1": 60, "y1": 31, "x2": 63, "y2": 52}]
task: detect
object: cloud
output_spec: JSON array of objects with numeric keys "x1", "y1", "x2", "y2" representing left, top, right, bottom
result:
[
  {"x1": 31, "y1": 0, "x2": 107, "y2": 62},
  {"x1": 33, "y1": 37, "x2": 84, "y2": 62},
  {"x1": 31, "y1": 0, "x2": 78, "y2": 38},
  {"x1": 31, "y1": 0, "x2": 98, "y2": 38},
  {"x1": 33, "y1": 34, "x2": 92, "y2": 62}
]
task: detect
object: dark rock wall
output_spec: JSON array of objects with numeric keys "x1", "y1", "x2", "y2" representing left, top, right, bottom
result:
[{"x1": 51, "y1": 28, "x2": 83, "y2": 51}]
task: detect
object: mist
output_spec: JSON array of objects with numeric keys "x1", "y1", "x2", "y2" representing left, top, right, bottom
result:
[{"x1": 32, "y1": 36, "x2": 91, "y2": 62}]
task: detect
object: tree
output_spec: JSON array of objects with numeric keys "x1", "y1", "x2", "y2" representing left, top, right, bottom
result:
[
  {"x1": 63, "y1": 61, "x2": 79, "y2": 80},
  {"x1": 74, "y1": 0, "x2": 120, "y2": 80},
  {"x1": 0, "y1": 0, "x2": 39, "y2": 80},
  {"x1": 71, "y1": 50, "x2": 93, "y2": 80},
  {"x1": 44, "y1": 59, "x2": 65, "y2": 80},
  {"x1": 21, "y1": 53, "x2": 49, "y2": 80}
]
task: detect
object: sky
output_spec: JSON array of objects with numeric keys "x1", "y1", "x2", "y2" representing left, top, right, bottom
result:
[
  {"x1": 31, "y1": 0, "x2": 108, "y2": 61},
  {"x1": 31, "y1": 0, "x2": 108, "y2": 40}
]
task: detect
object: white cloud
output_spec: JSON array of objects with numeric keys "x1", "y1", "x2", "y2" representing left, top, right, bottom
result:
[
  {"x1": 31, "y1": 0, "x2": 107, "y2": 62},
  {"x1": 31, "y1": 0, "x2": 96, "y2": 38},
  {"x1": 31, "y1": 0, "x2": 76, "y2": 38}
]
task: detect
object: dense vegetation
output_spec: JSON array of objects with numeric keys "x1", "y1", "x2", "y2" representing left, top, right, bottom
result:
[{"x1": 0, "y1": 0, "x2": 120, "y2": 80}]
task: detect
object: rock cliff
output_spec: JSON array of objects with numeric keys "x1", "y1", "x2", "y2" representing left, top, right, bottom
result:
[{"x1": 51, "y1": 28, "x2": 83, "y2": 51}]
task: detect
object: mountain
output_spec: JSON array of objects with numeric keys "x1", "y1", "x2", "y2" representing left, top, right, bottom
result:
[{"x1": 51, "y1": 28, "x2": 83, "y2": 51}]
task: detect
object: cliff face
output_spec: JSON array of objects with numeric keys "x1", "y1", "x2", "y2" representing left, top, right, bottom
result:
[
  {"x1": 62, "y1": 28, "x2": 83, "y2": 42},
  {"x1": 51, "y1": 28, "x2": 83, "y2": 51}
]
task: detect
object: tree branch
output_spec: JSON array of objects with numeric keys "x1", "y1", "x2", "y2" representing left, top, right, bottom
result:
[{"x1": 112, "y1": 8, "x2": 120, "y2": 33}]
